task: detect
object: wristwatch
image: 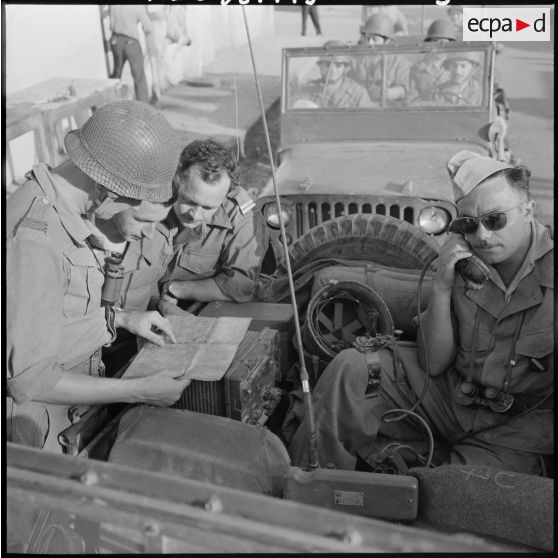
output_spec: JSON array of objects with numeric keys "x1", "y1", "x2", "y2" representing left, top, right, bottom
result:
[{"x1": 160, "y1": 281, "x2": 178, "y2": 305}]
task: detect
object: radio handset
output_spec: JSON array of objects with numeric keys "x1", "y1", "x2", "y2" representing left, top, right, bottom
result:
[{"x1": 448, "y1": 223, "x2": 491, "y2": 290}]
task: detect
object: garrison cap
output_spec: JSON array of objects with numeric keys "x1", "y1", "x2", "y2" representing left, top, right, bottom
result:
[{"x1": 447, "y1": 150, "x2": 513, "y2": 202}]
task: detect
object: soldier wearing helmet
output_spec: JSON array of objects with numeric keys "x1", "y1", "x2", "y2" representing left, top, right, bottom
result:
[
  {"x1": 355, "y1": 14, "x2": 410, "y2": 102},
  {"x1": 293, "y1": 40, "x2": 374, "y2": 109},
  {"x1": 360, "y1": 5, "x2": 409, "y2": 38},
  {"x1": 425, "y1": 18, "x2": 457, "y2": 43},
  {"x1": 433, "y1": 51, "x2": 483, "y2": 106},
  {"x1": 409, "y1": 19, "x2": 457, "y2": 101},
  {"x1": 6, "y1": 100, "x2": 190, "y2": 453}
]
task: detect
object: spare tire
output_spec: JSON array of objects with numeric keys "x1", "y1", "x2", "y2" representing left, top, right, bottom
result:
[{"x1": 278, "y1": 214, "x2": 440, "y2": 274}]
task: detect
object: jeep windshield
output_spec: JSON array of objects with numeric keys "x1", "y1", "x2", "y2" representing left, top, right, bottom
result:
[{"x1": 286, "y1": 44, "x2": 491, "y2": 111}]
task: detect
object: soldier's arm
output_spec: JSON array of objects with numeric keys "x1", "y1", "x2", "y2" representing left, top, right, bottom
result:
[
  {"x1": 168, "y1": 277, "x2": 233, "y2": 303},
  {"x1": 7, "y1": 230, "x2": 67, "y2": 404},
  {"x1": 213, "y1": 209, "x2": 264, "y2": 302},
  {"x1": 417, "y1": 234, "x2": 469, "y2": 375}
]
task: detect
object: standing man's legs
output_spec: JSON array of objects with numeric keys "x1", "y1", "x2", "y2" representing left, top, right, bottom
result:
[
  {"x1": 110, "y1": 35, "x2": 126, "y2": 79},
  {"x1": 123, "y1": 38, "x2": 150, "y2": 104},
  {"x1": 301, "y1": 6, "x2": 308, "y2": 36},
  {"x1": 309, "y1": 6, "x2": 322, "y2": 36}
]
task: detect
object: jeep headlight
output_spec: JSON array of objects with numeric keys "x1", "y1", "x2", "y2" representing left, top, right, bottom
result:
[
  {"x1": 264, "y1": 203, "x2": 291, "y2": 229},
  {"x1": 418, "y1": 206, "x2": 450, "y2": 235}
]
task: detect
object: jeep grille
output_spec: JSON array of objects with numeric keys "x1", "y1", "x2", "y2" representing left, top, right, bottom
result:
[{"x1": 290, "y1": 196, "x2": 419, "y2": 238}]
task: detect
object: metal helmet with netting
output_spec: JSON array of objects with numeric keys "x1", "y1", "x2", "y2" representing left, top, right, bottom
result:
[
  {"x1": 362, "y1": 13, "x2": 395, "y2": 40},
  {"x1": 64, "y1": 100, "x2": 180, "y2": 202},
  {"x1": 425, "y1": 19, "x2": 457, "y2": 42}
]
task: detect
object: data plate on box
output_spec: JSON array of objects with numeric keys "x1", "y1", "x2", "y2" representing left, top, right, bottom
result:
[{"x1": 333, "y1": 490, "x2": 364, "y2": 507}]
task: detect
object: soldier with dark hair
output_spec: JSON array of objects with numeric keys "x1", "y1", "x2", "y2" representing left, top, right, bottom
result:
[{"x1": 157, "y1": 139, "x2": 265, "y2": 314}]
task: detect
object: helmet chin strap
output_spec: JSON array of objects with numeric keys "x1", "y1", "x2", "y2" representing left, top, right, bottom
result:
[{"x1": 90, "y1": 184, "x2": 120, "y2": 219}]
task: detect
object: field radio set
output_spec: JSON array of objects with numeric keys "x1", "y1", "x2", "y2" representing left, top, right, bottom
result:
[{"x1": 172, "y1": 328, "x2": 282, "y2": 426}]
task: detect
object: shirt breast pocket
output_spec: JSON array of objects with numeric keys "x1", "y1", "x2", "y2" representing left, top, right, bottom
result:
[
  {"x1": 515, "y1": 328, "x2": 554, "y2": 373},
  {"x1": 458, "y1": 323, "x2": 493, "y2": 353},
  {"x1": 63, "y1": 248, "x2": 103, "y2": 318},
  {"x1": 177, "y1": 250, "x2": 219, "y2": 276}
]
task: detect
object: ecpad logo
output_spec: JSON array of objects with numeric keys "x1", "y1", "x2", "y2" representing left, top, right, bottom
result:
[{"x1": 463, "y1": 8, "x2": 551, "y2": 42}]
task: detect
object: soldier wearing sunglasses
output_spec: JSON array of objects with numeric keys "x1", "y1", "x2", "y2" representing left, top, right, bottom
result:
[
  {"x1": 292, "y1": 40, "x2": 374, "y2": 109},
  {"x1": 285, "y1": 150, "x2": 553, "y2": 477}
]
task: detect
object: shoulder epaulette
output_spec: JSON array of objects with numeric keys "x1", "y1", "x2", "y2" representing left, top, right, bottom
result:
[
  {"x1": 229, "y1": 186, "x2": 256, "y2": 216},
  {"x1": 19, "y1": 195, "x2": 52, "y2": 234}
]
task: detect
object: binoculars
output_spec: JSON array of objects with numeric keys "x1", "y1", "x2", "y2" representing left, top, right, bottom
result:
[
  {"x1": 454, "y1": 381, "x2": 514, "y2": 413},
  {"x1": 101, "y1": 252, "x2": 125, "y2": 307}
]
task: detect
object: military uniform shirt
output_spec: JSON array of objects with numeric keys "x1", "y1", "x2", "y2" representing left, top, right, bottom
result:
[
  {"x1": 6, "y1": 162, "x2": 112, "y2": 404},
  {"x1": 110, "y1": 5, "x2": 152, "y2": 41},
  {"x1": 433, "y1": 77, "x2": 483, "y2": 106},
  {"x1": 161, "y1": 185, "x2": 263, "y2": 302},
  {"x1": 118, "y1": 223, "x2": 175, "y2": 312},
  {"x1": 449, "y1": 220, "x2": 553, "y2": 452},
  {"x1": 356, "y1": 54, "x2": 410, "y2": 101},
  {"x1": 409, "y1": 55, "x2": 450, "y2": 97},
  {"x1": 295, "y1": 76, "x2": 374, "y2": 108}
]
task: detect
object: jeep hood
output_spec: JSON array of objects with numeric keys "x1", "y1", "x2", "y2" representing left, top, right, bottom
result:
[{"x1": 260, "y1": 142, "x2": 487, "y2": 202}]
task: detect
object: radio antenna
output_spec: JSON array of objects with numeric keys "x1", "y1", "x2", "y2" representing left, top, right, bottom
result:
[{"x1": 241, "y1": 7, "x2": 319, "y2": 469}]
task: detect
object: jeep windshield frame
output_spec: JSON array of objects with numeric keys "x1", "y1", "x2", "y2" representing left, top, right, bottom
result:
[{"x1": 280, "y1": 41, "x2": 496, "y2": 149}]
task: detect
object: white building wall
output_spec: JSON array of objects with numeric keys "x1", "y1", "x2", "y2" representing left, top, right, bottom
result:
[
  {"x1": 4, "y1": 4, "x2": 274, "y2": 185},
  {"x1": 5, "y1": 5, "x2": 107, "y2": 94}
]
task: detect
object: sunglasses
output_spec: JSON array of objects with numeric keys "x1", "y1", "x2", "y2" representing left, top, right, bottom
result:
[
  {"x1": 449, "y1": 205, "x2": 522, "y2": 235},
  {"x1": 317, "y1": 60, "x2": 350, "y2": 68}
]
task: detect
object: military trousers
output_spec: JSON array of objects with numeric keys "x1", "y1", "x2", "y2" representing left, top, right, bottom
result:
[{"x1": 284, "y1": 343, "x2": 543, "y2": 475}]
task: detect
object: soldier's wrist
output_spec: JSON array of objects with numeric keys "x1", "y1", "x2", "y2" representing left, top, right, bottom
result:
[{"x1": 161, "y1": 280, "x2": 180, "y2": 301}]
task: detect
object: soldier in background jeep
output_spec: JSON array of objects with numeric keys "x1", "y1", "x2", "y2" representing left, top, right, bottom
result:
[
  {"x1": 355, "y1": 13, "x2": 410, "y2": 102},
  {"x1": 292, "y1": 40, "x2": 374, "y2": 109}
]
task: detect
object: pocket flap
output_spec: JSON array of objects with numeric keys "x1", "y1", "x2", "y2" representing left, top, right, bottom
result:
[
  {"x1": 178, "y1": 251, "x2": 219, "y2": 274},
  {"x1": 515, "y1": 328, "x2": 554, "y2": 359},
  {"x1": 64, "y1": 247, "x2": 99, "y2": 267}
]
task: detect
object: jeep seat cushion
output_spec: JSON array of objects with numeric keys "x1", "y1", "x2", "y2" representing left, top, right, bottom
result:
[
  {"x1": 312, "y1": 264, "x2": 434, "y2": 338},
  {"x1": 108, "y1": 405, "x2": 291, "y2": 496}
]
